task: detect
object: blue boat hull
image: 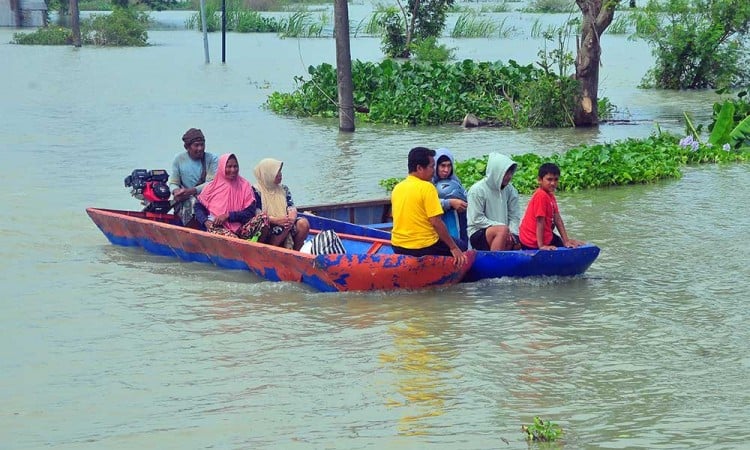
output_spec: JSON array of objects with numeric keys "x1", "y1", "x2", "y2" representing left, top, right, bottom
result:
[{"x1": 299, "y1": 210, "x2": 600, "y2": 280}]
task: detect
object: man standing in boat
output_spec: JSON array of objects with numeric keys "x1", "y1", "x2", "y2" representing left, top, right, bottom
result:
[
  {"x1": 169, "y1": 128, "x2": 219, "y2": 226},
  {"x1": 391, "y1": 146, "x2": 468, "y2": 267}
]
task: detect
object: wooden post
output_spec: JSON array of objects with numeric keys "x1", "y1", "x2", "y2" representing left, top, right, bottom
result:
[
  {"x1": 334, "y1": 0, "x2": 355, "y2": 132},
  {"x1": 200, "y1": 0, "x2": 210, "y2": 63},
  {"x1": 70, "y1": 0, "x2": 81, "y2": 47}
]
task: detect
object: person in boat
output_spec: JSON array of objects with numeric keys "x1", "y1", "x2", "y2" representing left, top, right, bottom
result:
[
  {"x1": 169, "y1": 128, "x2": 219, "y2": 227},
  {"x1": 432, "y1": 147, "x2": 469, "y2": 250},
  {"x1": 253, "y1": 158, "x2": 310, "y2": 251},
  {"x1": 194, "y1": 153, "x2": 269, "y2": 240},
  {"x1": 390, "y1": 146, "x2": 467, "y2": 267},
  {"x1": 519, "y1": 162, "x2": 585, "y2": 250},
  {"x1": 466, "y1": 152, "x2": 521, "y2": 251}
]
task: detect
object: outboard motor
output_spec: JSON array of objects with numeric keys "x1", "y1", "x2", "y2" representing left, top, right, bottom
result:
[{"x1": 124, "y1": 169, "x2": 172, "y2": 213}]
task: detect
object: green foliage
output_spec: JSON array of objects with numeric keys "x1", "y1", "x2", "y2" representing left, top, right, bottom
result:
[
  {"x1": 523, "y1": 0, "x2": 575, "y2": 13},
  {"x1": 280, "y1": 11, "x2": 324, "y2": 37},
  {"x1": 479, "y1": 2, "x2": 511, "y2": 13},
  {"x1": 607, "y1": 14, "x2": 632, "y2": 34},
  {"x1": 410, "y1": 36, "x2": 454, "y2": 62},
  {"x1": 267, "y1": 59, "x2": 581, "y2": 127},
  {"x1": 15, "y1": 7, "x2": 148, "y2": 46},
  {"x1": 82, "y1": 7, "x2": 149, "y2": 45},
  {"x1": 377, "y1": 7, "x2": 408, "y2": 57},
  {"x1": 138, "y1": 0, "x2": 185, "y2": 11},
  {"x1": 379, "y1": 132, "x2": 750, "y2": 194},
  {"x1": 12, "y1": 26, "x2": 72, "y2": 45},
  {"x1": 631, "y1": 0, "x2": 750, "y2": 89},
  {"x1": 411, "y1": 0, "x2": 455, "y2": 38},
  {"x1": 598, "y1": 97, "x2": 618, "y2": 120},
  {"x1": 451, "y1": 12, "x2": 500, "y2": 38},
  {"x1": 235, "y1": 10, "x2": 281, "y2": 32},
  {"x1": 522, "y1": 417, "x2": 563, "y2": 442},
  {"x1": 185, "y1": 0, "x2": 284, "y2": 33},
  {"x1": 522, "y1": 21, "x2": 579, "y2": 126},
  {"x1": 378, "y1": 0, "x2": 455, "y2": 58},
  {"x1": 78, "y1": 0, "x2": 117, "y2": 11},
  {"x1": 354, "y1": 11, "x2": 385, "y2": 37}
]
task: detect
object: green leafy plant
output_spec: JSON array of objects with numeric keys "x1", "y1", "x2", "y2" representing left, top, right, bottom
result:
[
  {"x1": 410, "y1": 36, "x2": 454, "y2": 62},
  {"x1": 82, "y1": 7, "x2": 149, "y2": 46},
  {"x1": 523, "y1": 0, "x2": 575, "y2": 13},
  {"x1": 522, "y1": 416, "x2": 563, "y2": 442},
  {"x1": 378, "y1": 132, "x2": 750, "y2": 194},
  {"x1": 16, "y1": 7, "x2": 149, "y2": 46},
  {"x1": 377, "y1": 0, "x2": 455, "y2": 58},
  {"x1": 631, "y1": 0, "x2": 750, "y2": 89},
  {"x1": 185, "y1": 0, "x2": 285, "y2": 33},
  {"x1": 377, "y1": 7, "x2": 409, "y2": 57},
  {"x1": 12, "y1": 26, "x2": 72, "y2": 45},
  {"x1": 451, "y1": 12, "x2": 499, "y2": 38},
  {"x1": 267, "y1": 58, "x2": 587, "y2": 128}
]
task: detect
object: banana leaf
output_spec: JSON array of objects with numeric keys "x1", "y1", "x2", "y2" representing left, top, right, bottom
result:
[
  {"x1": 728, "y1": 116, "x2": 750, "y2": 149},
  {"x1": 708, "y1": 101, "x2": 735, "y2": 146}
]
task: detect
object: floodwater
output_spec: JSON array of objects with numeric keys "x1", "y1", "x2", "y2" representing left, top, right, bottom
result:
[{"x1": 1, "y1": 8, "x2": 748, "y2": 449}]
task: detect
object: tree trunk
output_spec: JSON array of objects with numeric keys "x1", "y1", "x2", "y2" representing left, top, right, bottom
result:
[
  {"x1": 574, "y1": 0, "x2": 616, "y2": 126},
  {"x1": 70, "y1": 0, "x2": 81, "y2": 47},
  {"x1": 334, "y1": 0, "x2": 355, "y2": 132}
]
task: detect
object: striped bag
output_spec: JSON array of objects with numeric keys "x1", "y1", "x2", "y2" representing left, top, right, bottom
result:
[{"x1": 310, "y1": 230, "x2": 346, "y2": 255}]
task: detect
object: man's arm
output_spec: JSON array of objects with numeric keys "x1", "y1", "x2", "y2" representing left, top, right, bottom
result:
[
  {"x1": 467, "y1": 189, "x2": 494, "y2": 230},
  {"x1": 194, "y1": 154, "x2": 219, "y2": 194},
  {"x1": 428, "y1": 215, "x2": 467, "y2": 266}
]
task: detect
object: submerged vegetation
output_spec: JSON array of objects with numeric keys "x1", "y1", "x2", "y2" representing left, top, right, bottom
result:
[
  {"x1": 379, "y1": 131, "x2": 750, "y2": 194},
  {"x1": 184, "y1": 0, "x2": 326, "y2": 36},
  {"x1": 632, "y1": 0, "x2": 750, "y2": 89},
  {"x1": 522, "y1": 416, "x2": 564, "y2": 442},
  {"x1": 378, "y1": 93, "x2": 750, "y2": 194},
  {"x1": 12, "y1": 7, "x2": 149, "y2": 46},
  {"x1": 267, "y1": 58, "x2": 580, "y2": 127}
]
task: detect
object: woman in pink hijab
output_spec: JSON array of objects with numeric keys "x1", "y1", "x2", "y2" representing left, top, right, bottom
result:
[{"x1": 194, "y1": 153, "x2": 268, "y2": 240}]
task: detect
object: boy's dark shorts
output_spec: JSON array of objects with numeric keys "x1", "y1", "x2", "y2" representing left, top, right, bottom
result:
[{"x1": 469, "y1": 228, "x2": 520, "y2": 251}]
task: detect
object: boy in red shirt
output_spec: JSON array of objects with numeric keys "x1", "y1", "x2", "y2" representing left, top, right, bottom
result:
[{"x1": 519, "y1": 163, "x2": 585, "y2": 250}]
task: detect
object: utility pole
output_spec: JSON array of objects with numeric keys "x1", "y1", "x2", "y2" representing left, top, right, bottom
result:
[
  {"x1": 70, "y1": 0, "x2": 81, "y2": 47},
  {"x1": 333, "y1": 0, "x2": 354, "y2": 132}
]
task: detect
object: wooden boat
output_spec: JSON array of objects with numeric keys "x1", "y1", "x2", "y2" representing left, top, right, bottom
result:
[
  {"x1": 85, "y1": 208, "x2": 474, "y2": 293},
  {"x1": 299, "y1": 198, "x2": 392, "y2": 229},
  {"x1": 298, "y1": 210, "x2": 600, "y2": 281}
]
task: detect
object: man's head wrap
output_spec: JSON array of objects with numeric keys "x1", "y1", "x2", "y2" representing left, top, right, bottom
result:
[{"x1": 182, "y1": 128, "x2": 205, "y2": 147}]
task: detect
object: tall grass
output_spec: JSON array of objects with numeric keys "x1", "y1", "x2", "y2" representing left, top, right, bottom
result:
[
  {"x1": 185, "y1": 0, "x2": 327, "y2": 36},
  {"x1": 280, "y1": 11, "x2": 326, "y2": 37},
  {"x1": 523, "y1": 0, "x2": 576, "y2": 13},
  {"x1": 607, "y1": 14, "x2": 632, "y2": 34},
  {"x1": 479, "y1": 2, "x2": 511, "y2": 13},
  {"x1": 530, "y1": 16, "x2": 579, "y2": 39},
  {"x1": 354, "y1": 11, "x2": 386, "y2": 37},
  {"x1": 451, "y1": 12, "x2": 499, "y2": 38}
]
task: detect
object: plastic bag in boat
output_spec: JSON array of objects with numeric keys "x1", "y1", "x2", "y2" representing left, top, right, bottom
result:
[{"x1": 310, "y1": 230, "x2": 346, "y2": 255}]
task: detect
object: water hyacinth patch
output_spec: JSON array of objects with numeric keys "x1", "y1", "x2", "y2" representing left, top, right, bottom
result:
[{"x1": 378, "y1": 132, "x2": 750, "y2": 194}]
